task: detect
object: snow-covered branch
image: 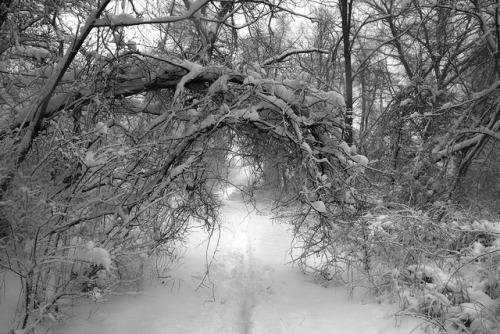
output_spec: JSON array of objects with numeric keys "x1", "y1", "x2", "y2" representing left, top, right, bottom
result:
[
  {"x1": 262, "y1": 48, "x2": 330, "y2": 66},
  {"x1": 10, "y1": 0, "x2": 112, "y2": 169},
  {"x1": 0, "y1": 60, "x2": 242, "y2": 141},
  {"x1": 433, "y1": 135, "x2": 482, "y2": 158},
  {"x1": 173, "y1": 61, "x2": 205, "y2": 103},
  {"x1": 93, "y1": 0, "x2": 210, "y2": 27},
  {"x1": 434, "y1": 119, "x2": 500, "y2": 158}
]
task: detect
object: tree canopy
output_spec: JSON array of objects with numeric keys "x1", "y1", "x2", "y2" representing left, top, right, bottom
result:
[{"x1": 1, "y1": 0, "x2": 500, "y2": 332}]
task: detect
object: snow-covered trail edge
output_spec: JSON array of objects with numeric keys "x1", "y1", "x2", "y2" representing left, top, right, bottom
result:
[{"x1": 39, "y1": 199, "x2": 424, "y2": 334}]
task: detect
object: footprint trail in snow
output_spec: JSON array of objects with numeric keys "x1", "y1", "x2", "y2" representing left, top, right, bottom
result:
[
  {"x1": 190, "y1": 202, "x2": 275, "y2": 333},
  {"x1": 51, "y1": 199, "x2": 424, "y2": 334}
]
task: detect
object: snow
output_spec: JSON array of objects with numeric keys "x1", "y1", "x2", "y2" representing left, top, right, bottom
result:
[
  {"x1": 1, "y1": 196, "x2": 424, "y2": 334},
  {"x1": 90, "y1": 247, "x2": 112, "y2": 271},
  {"x1": 0, "y1": 273, "x2": 22, "y2": 331},
  {"x1": 352, "y1": 154, "x2": 369, "y2": 167},
  {"x1": 95, "y1": 121, "x2": 108, "y2": 134},
  {"x1": 109, "y1": 14, "x2": 144, "y2": 25},
  {"x1": 310, "y1": 200, "x2": 326, "y2": 213},
  {"x1": 399, "y1": 98, "x2": 412, "y2": 107},
  {"x1": 243, "y1": 106, "x2": 260, "y2": 121},
  {"x1": 83, "y1": 150, "x2": 107, "y2": 169},
  {"x1": 173, "y1": 61, "x2": 204, "y2": 102},
  {"x1": 200, "y1": 114, "x2": 217, "y2": 129},
  {"x1": 339, "y1": 141, "x2": 351, "y2": 154},
  {"x1": 22, "y1": 47, "x2": 50, "y2": 62}
]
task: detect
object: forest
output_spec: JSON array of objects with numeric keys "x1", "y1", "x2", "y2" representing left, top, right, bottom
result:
[{"x1": 0, "y1": 0, "x2": 499, "y2": 333}]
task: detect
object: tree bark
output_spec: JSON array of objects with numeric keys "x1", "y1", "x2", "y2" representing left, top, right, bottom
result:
[{"x1": 340, "y1": 0, "x2": 354, "y2": 146}]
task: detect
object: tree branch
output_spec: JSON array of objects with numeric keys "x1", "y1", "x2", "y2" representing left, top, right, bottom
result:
[
  {"x1": 352, "y1": 25, "x2": 413, "y2": 80},
  {"x1": 262, "y1": 48, "x2": 330, "y2": 66},
  {"x1": 92, "y1": 0, "x2": 210, "y2": 27},
  {"x1": 14, "y1": 0, "x2": 112, "y2": 167}
]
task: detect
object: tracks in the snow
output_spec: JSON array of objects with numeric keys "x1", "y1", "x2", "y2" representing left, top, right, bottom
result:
[{"x1": 192, "y1": 205, "x2": 274, "y2": 334}]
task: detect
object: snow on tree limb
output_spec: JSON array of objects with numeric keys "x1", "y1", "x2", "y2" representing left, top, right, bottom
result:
[
  {"x1": 0, "y1": 59, "x2": 241, "y2": 141},
  {"x1": 107, "y1": 13, "x2": 144, "y2": 25},
  {"x1": 93, "y1": 0, "x2": 210, "y2": 27},
  {"x1": 433, "y1": 121, "x2": 500, "y2": 158},
  {"x1": 262, "y1": 48, "x2": 330, "y2": 66},
  {"x1": 173, "y1": 60, "x2": 205, "y2": 103},
  {"x1": 433, "y1": 135, "x2": 482, "y2": 157},
  {"x1": 11, "y1": 0, "x2": 112, "y2": 167}
]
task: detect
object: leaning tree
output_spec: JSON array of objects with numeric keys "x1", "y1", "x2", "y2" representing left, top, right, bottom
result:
[{"x1": 0, "y1": 0, "x2": 369, "y2": 331}]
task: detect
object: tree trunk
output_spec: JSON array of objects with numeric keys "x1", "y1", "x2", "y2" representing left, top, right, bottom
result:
[
  {"x1": 360, "y1": 67, "x2": 366, "y2": 136},
  {"x1": 340, "y1": 0, "x2": 354, "y2": 146}
]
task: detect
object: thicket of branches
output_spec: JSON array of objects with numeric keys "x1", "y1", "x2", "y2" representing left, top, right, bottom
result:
[{"x1": 0, "y1": 0, "x2": 499, "y2": 333}]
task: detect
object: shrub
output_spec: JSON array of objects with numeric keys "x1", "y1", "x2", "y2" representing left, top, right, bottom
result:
[{"x1": 288, "y1": 202, "x2": 500, "y2": 333}]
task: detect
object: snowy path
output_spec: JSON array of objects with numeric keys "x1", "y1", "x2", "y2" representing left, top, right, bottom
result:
[{"x1": 44, "y1": 199, "x2": 423, "y2": 334}]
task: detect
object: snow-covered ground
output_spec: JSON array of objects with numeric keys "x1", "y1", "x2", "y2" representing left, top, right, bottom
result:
[{"x1": 1, "y1": 195, "x2": 425, "y2": 334}]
